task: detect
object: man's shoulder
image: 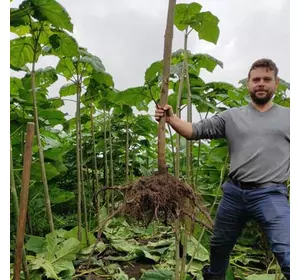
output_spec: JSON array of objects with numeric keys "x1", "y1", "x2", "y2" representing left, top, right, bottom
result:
[{"x1": 219, "y1": 105, "x2": 248, "y2": 117}]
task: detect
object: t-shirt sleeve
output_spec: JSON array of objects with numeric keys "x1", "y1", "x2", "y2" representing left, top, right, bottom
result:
[{"x1": 190, "y1": 110, "x2": 228, "y2": 140}]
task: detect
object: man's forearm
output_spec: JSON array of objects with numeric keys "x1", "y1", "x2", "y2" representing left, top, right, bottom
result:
[{"x1": 168, "y1": 115, "x2": 193, "y2": 139}]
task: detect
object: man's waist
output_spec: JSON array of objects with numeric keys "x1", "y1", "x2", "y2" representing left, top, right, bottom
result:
[{"x1": 229, "y1": 178, "x2": 285, "y2": 190}]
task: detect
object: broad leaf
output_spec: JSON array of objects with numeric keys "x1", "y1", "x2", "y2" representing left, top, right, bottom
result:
[
  {"x1": 49, "y1": 30, "x2": 79, "y2": 57},
  {"x1": 10, "y1": 36, "x2": 37, "y2": 68},
  {"x1": 186, "y1": 236, "x2": 209, "y2": 261},
  {"x1": 64, "y1": 226, "x2": 97, "y2": 248},
  {"x1": 39, "y1": 108, "x2": 66, "y2": 125},
  {"x1": 93, "y1": 71, "x2": 114, "y2": 87},
  {"x1": 31, "y1": 162, "x2": 60, "y2": 181},
  {"x1": 31, "y1": 0, "x2": 73, "y2": 32},
  {"x1": 59, "y1": 83, "x2": 77, "y2": 97},
  {"x1": 140, "y1": 269, "x2": 174, "y2": 280},
  {"x1": 245, "y1": 275, "x2": 280, "y2": 280},
  {"x1": 192, "y1": 12, "x2": 220, "y2": 44},
  {"x1": 10, "y1": 77, "x2": 24, "y2": 96},
  {"x1": 174, "y1": 3, "x2": 202, "y2": 31},
  {"x1": 56, "y1": 57, "x2": 76, "y2": 80},
  {"x1": 80, "y1": 55, "x2": 105, "y2": 72},
  {"x1": 25, "y1": 236, "x2": 46, "y2": 254},
  {"x1": 30, "y1": 258, "x2": 59, "y2": 279}
]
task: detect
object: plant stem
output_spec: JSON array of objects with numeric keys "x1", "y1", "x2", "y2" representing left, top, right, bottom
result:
[
  {"x1": 75, "y1": 74, "x2": 82, "y2": 241},
  {"x1": 90, "y1": 104, "x2": 101, "y2": 227},
  {"x1": 108, "y1": 111, "x2": 114, "y2": 207},
  {"x1": 157, "y1": 0, "x2": 177, "y2": 173},
  {"x1": 125, "y1": 114, "x2": 129, "y2": 184},
  {"x1": 80, "y1": 140, "x2": 89, "y2": 246},
  {"x1": 175, "y1": 58, "x2": 185, "y2": 178},
  {"x1": 103, "y1": 105, "x2": 109, "y2": 213},
  {"x1": 31, "y1": 47, "x2": 54, "y2": 232},
  {"x1": 174, "y1": 219, "x2": 180, "y2": 280},
  {"x1": 10, "y1": 143, "x2": 30, "y2": 280},
  {"x1": 13, "y1": 122, "x2": 34, "y2": 280},
  {"x1": 183, "y1": 30, "x2": 193, "y2": 187}
]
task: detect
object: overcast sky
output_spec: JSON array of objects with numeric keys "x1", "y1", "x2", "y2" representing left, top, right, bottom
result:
[{"x1": 10, "y1": 0, "x2": 290, "y2": 118}]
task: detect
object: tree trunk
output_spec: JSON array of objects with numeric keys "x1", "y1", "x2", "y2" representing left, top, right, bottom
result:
[
  {"x1": 13, "y1": 122, "x2": 34, "y2": 280},
  {"x1": 75, "y1": 77, "x2": 82, "y2": 241},
  {"x1": 10, "y1": 143, "x2": 30, "y2": 280},
  {"x1": 80, "y1": 136, "x2": 89, "y2": 245},
  {"x1": 103, "y1": 105, "x2": 109, "y2": 213},
  {"x1": 184, "y1": 31, "x2": 193, "y2": 187},
  {"x1": 31, "y1": 59, "x2": 54, "y2": 232},
  {"x1": 125, "y1": 114, "x2": 129, "y2": 184},
  {"x1": 157, "y1": 0, "x2": 177, "y2": 173},
  {"x1": 90, "y1": 104, "x2": 101, "y2": 227},
  {"x1": 108, "y1": 112, "x2": 114, "y2": 207}
]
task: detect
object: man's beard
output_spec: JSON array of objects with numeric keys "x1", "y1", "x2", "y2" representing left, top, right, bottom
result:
[{"x1": 250, "y1": 89, "x2": 274, "y2": 105}]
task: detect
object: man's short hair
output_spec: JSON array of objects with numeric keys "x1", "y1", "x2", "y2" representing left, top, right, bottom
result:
[{"x1": 248, "y1": 58, "x2": 279, "y2": 78}]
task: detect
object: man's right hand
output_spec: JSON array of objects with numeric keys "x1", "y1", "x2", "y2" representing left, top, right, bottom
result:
[{"x1": 155, "y1": 104, "x2": 174, "y2": 123}]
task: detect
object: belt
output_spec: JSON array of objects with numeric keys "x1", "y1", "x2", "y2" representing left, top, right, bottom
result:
[{"x1": 229, "y1": 179, "x2": 279, "y2": 190}]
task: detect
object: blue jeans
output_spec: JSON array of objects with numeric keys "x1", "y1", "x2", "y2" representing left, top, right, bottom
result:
[{"x1": 208, "y1": 181, "x2": 290, "y2": 279}]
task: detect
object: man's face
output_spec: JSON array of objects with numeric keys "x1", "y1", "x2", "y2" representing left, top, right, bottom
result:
[{"x1": 247, "y1": 67, "x2": 279, "y2": 105}]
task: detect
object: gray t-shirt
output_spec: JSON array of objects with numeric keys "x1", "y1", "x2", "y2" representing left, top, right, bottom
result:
[{"x1": 191, "y1": 103, "x2": 290, "y2": 184}]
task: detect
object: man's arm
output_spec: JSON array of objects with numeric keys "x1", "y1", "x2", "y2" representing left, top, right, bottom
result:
[{"x1": 155, "y1": 105, "x2": 226, "y2": 140}]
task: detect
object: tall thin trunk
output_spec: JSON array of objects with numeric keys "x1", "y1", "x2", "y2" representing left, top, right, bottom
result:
[
  {"x1": 157, "y1": 0, "x2": 177, "y2": 173},
  {"x1": 108, "y1": 112, "x2": 114, "y2": 207},
  {"x1": 10, "y1": 143, "x2": 30, "y2": 280},
  {"x1": 31, "y1": 46, "x2": 54, "y2": 232},
  {"x1": 175, "y1": 65, "x2": 185, "y2": 178},
  {"x1": 90, "y1": 104, "x2": 101, "y2": 227},
  {"x1": 174, "y1": 219, "x2": 180, "y2": 280},
  {"x1": 125, "y1": 114, "x2": 129, "y2": 184},
  {"x1": 80, "y1": 139, "x2": 89, "y2": 245},
  {"x1": 103, "y1": 105, "x2": 109, "y2": 213},
  {"x1": 13, "y1": 122, "x2": 34, "y2": 280},
  {"x1": 184, "y1": 30, "x2": 193, "y2": 187},
  {"x1": 75, "y1": 76, "x2": 82, "y2": 241}
]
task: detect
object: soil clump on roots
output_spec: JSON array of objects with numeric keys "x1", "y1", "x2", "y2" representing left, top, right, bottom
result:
[{"x1": 123, "y1": 172, "x2": 213, "y2": 229}]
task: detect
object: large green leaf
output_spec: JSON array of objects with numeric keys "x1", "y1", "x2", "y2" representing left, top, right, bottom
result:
[
  {"x1": 56, "y1": 57, "x2": 76, "y2": 80},
  {"x1": 93, "y1": 71, "x2": 114, "y2": 87},
  {"x1": 51, "y1": 237, "x2": 81, "y2": 263},
  {"x1": 144, "y1": 61, "x2": 162, "y2": 84},
  {"x1": 245, "y1": 275, "x2": 280, "y2": 280},
  {"x1": 25, "y1": 235, "x2": 46, "y2": 254},
  {"x1": 10, "y1": 36, "x2": 37, "y2": 68},
  {"x1": 80, "y1": 54, "x2": 105, "y2": 72},
  {"x1": 59, "y1": 83, "x2": 77, "y2": 97},
  {"x1": 31, "y1": 0, "x2": 73, "y2": 32},
  {"x1": 191, "y1": 53, "x2": 223, "y2": 73},
  {"x1": 186, "y1": 236, "x2": 209, "y2": 261},
  {"x1": 39, "y1": 108, "x2": 66, "y2": 125},
  {"x1": 64, "y1": 226, "x2": 97, "y2": 248},
  {"x1": 10, "y1": 7, "x2": 31, "y2": 27},
  {"x1": 174, "y1": 3, "x2": 202, "y2": 31},
  {"x1": 31, "y1": 162, "x2": 61, "y2": 181},
  {"x1": 192, "y1": 12, "x2": 220, "y2": 44},
  {"x1": 10, "y1": 77, "x2": 24, "y2": 96},
  {"x1": 48, "y1": 30, "x2": 79, "y2": 57},
  {"x1": 114, "y1": 87, "x2": 152, "y2": 111},
  {"x1": 30, "y1": 258, "x2": 59, "y2": 279},
  {"x1": 21, "y1": 66, "x2": 58, "y2": 89},
  {"x1": 140, "y1": 269, "x2": 174, "y2": 280}
]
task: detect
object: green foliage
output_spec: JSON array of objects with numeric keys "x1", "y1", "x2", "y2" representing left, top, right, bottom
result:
[
  {"x1": 140, "y1": 269, "x2": 174, "y2": 280},
  {"x1": 26, "y1": 230, "x2": 81, "y2": 279},
  {"x1": 175, "y1": 2, "x2": 220, "y2": 44}
]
